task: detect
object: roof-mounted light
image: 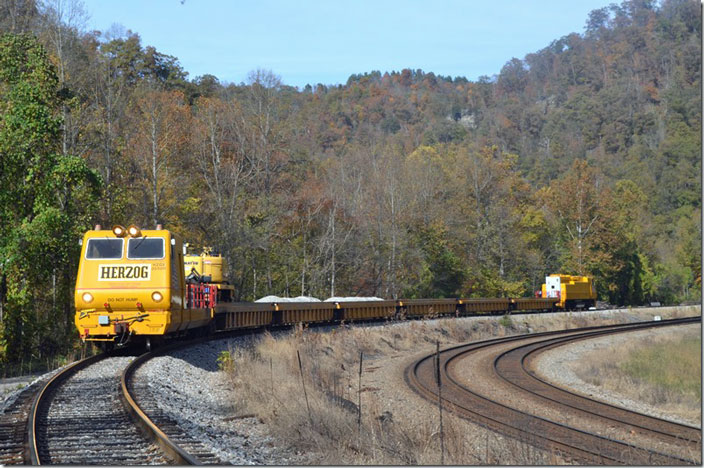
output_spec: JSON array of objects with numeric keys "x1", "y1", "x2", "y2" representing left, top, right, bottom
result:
[
  {"x1": 112, "y1": 225, "x2": 127, "y2": 237},
  {"x1": 128, "y1": 225, "x2": 142, "y2": 238}
]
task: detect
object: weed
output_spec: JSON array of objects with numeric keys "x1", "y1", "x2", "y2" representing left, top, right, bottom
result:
[
  {"x1": 573, "y1": 324, "x2": 701, "y2": 422},
  {"x1": 499, "y1": 314, "x2": 513, "y2": 328},
  {"x1": 620, "y1": 335, "x2": 701, "y2": 401},
  {"x1": 217, "y1": 350, "x2": 234, "y2": 372}
]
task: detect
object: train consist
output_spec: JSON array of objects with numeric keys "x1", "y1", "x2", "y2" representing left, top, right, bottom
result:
[{"x1": 74, "y1": 225, "x2": 597, "y2": 348}]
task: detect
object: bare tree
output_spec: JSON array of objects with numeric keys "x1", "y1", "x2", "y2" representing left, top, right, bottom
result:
[
  {"x1": 126, "y1": 87, "x2": 189, "y2": 227},
  {"x1": 39, "y1": 0, "x2": 87, "y2": 154},
  {"x1": 0, "y1": 0, "x2": 39, "y2": 33},
  {"x1": 192, "y1": 96, "x2": 256, "y2": 296}
]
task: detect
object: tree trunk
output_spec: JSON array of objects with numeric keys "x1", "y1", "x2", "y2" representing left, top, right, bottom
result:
[{"x1": 151, "y1": 118, "x2": 158, "y2": 226}]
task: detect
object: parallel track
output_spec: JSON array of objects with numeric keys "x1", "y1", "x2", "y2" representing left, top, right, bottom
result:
[
  {"x1": 0, "y1": 374, "x2": 54, "y2": 465},
  {"x1": 405, "y1": 317, "x2": 701, "y2": 465},
  {"x1": 496, "y1": 328, "x2": 701, "y2": 447}
]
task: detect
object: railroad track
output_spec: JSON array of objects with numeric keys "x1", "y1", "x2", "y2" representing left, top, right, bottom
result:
[
  {"x1": 121, "y1": 344, "x2": 223, "y2": 465},
  {"x1": 15, "y1": 341, "x2": 222, "y2": 465},
  {"x1": 27, "y1": 353, "x2": 170, "y2": 465},
  {"x1": 405, "y1": 317, "x2": 702, "y2": 465},
  {"x1": 0, "y1": 373, "x2": 55, "y2": 465}
]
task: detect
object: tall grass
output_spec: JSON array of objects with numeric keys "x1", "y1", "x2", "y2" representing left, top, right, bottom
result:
[
  {"x1": 220, "y1": 306, "x2": 700, "y2": 464},
  {"x1": 620, "y1": 335, "x2": 701, "y2": 402},
  {"x1": 576, "y1": 324, "x2": 701, "y2": 419}
]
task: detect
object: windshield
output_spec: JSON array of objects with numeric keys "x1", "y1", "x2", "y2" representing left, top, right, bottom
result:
[
  {"x1": 127, "y1": 238, "x2": 165, "y2": 259},
  {"x1": 85, "y1": 238, "x2": 123, "y2": 259}
]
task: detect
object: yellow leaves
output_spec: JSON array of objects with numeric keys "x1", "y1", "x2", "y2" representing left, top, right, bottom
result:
[
  {"x1": 405, "y1": 145, "x2": 440, "y2": 165},
  {"x1": 182, "y1": 196, "x2": 202, "y2": 214},
  {"x1": 519, "y1": 206, "x2": 549, "y2": 245}
]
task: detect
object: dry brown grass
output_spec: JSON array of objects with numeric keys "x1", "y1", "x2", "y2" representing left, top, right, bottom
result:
[
  {"x1": 220, "y1": 305, "x2": 700, "y2": 464},
  {"x1": 573, "y1": 324, "x2": 701, "y2": 424}
]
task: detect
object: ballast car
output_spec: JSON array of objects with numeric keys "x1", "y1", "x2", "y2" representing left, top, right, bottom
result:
[{"x1": 74, "y1": 224, "x2": 596, "y2": 348}]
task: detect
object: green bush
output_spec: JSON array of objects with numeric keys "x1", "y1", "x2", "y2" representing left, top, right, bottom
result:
[
  {"x1": 499, "y1": 314, "x2": 513, "y2": 328},
  {"x1": 217, "y1": 350, "x2": 234, "y2": 372}
]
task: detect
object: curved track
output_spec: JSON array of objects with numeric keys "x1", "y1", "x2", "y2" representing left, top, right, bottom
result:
[
  {"x1": 405, "y1": 317, "x2": 701, "y2": 465},
  {"x1": 121, "y1": 343, "x2": 222, "y2": 465},
  {"x1": 28, "y1": 353, "x2": 170, "y2": 465},
  {"x1": 25, "y1": 341, "x2": 222, "y2": 465}
]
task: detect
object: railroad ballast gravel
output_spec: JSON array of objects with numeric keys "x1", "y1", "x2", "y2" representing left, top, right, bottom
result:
[
  {"x1": 137, "y1": 338, "x2": 310, "y2": 465},
  {"x1": 43, "y1": 356, "x2": 168, "y2": 465}
]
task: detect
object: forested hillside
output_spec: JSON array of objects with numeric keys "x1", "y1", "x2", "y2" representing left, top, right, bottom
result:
[{"x1": 0, "y1": 0, "x2": 700, "y2": 363}]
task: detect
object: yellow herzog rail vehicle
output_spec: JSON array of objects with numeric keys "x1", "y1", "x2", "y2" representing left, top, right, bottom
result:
[
  {"x1": 542, "y1": 274, "x2": 597, "y2": 309},
  {"x1": 183, "y1": 246, "x2": 235, "y2": 302},
  {"x1": 74, "y1": 224, "x2": 213, "y2": 349},
  {"x1": 74, "y1": 224, "x2": 596, "y2": 349}
]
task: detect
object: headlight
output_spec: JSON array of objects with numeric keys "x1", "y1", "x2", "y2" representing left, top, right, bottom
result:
[
  {"x1": 151, "y1": 291, "x2": 163, "y2": 302},
  {"x1": 82, "y1": 292, "x2": 94, "y2": 303},
  {"x1": 112, "y1": 225, "x2": 126, "y2": 237},
  {"x1": 128, "y1": 225, "x2": 141, "y2": 237}
]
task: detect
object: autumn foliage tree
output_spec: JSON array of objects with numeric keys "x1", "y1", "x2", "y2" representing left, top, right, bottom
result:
[
  {"x1": 0, "y1": 33, "x2": 100, "y2": 363},
  {"x1": 125, "y1": 87, "x2": 189, "y2": 227}
]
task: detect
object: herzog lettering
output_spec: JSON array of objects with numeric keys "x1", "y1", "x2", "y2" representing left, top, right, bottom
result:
[{"x1": 98, "y1": 264, "x2": 151, "y2": 281}]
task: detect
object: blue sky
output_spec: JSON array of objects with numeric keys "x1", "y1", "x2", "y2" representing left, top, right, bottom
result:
[{"x1": 81, "y1": 0, "x2": 615, "y2": 88}]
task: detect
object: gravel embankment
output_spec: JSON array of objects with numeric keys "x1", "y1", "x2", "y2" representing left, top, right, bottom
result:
[{"x1": 137, "y1": 338, "x2": 311, "y2": 465}]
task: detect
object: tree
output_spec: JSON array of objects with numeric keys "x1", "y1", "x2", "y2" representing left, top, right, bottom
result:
[
  {"x1": 0, "y1": 0, "x2": 39, "y2": 33},
  {"x1": 0, "y1": 33, "x2": 100, "y2": 362},
  {"x1": 38, "y1": 0, "x2": 87, "y2": 154},
  {"x1": 409, "y1": 222, "x2": 465, "y2": 298},
  {"x1": 191, "y1": 96, "x2": 255, "y2": 299},
  {"x1": 600, "y1": 179, "x2": 650, "y2": 305},
  {"x1": 125, "y1": 87, "x2": 189, "y2": 226},
  {"x1": 544, "y1": 159, "x2": 607, "y2": 275}
]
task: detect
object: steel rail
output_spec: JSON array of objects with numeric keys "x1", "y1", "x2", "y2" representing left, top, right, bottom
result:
[
  {"x1": 119, "y1": 339, "x2": 206, "y2": 466},
  {"x1": 493, "y1": 320, "x2": 701, "y2": 445},
  {"x1": 445, "y1": 318, "x2": 699, "y2": 464},
  {"x1": 406, "y1": 317, "x2": 700, "y2": 465},
  {"x1": 27, "y1": 353, "x2": 107, "y2": 465}
]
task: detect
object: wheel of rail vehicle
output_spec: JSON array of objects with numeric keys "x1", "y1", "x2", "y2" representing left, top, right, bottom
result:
[{"x1": 98, "y1": 341, "x2": 115, "y2": 353}]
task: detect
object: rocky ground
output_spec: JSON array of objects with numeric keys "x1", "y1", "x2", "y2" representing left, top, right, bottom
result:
[
  {"x1": 136, "y1": 337, "x2": 312, "y2": 465},
  {"x1": 0, "y1": 370, "x2": 62, "y2": 415}
]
